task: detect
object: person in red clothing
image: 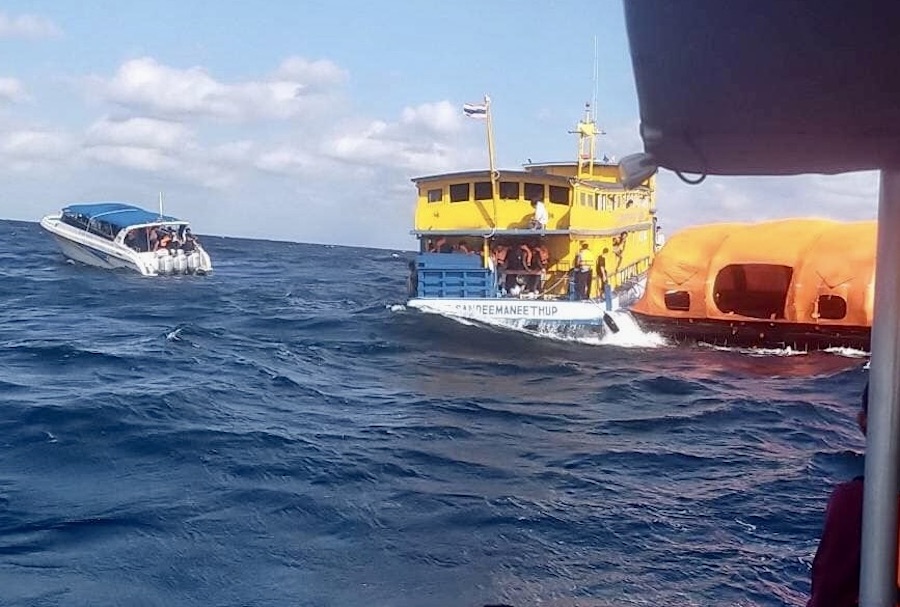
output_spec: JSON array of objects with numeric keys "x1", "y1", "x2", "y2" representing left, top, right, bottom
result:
[{"x1": 807, "y1": 382, "x2": 869, "y2": 607}]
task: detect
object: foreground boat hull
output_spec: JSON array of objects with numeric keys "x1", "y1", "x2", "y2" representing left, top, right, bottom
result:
[{"x1": 630, "y1": 311, "x2": 870, "y2": 351}]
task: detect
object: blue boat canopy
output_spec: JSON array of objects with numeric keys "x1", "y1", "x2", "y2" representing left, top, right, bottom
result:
[{"x1": 62, "y1": 202, "x2": 184, "y2": 231}]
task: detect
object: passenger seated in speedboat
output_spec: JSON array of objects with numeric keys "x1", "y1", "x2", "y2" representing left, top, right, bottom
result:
[
  {"x1": 181, "y1": 230, "x2": 197, "y2": 253},
  {"x1": 124, "y1": 229, "x2": 141, "y2": 251},
  {"x1": 155, "y1": 229, "x2": 177, "y2": 252}
]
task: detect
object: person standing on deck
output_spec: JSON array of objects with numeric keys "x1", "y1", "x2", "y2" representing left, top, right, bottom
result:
[
  {"x1": 655, "y1": 225, "x2": 666, "y2": 251},
  {"x1": 807, "y1": 382, "x2": 870, "y2": 607},
  {"x1": 597, "y1": 247, "x2": 612, "y2": 310},
  {"x1": 574, "y1": 242, "x2": 594, "y2": 300},
  {"x1": 529, "y1": 199, "x2": 549, "y2": 230}
]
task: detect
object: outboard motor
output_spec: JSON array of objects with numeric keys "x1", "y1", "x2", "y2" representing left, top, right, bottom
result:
[
  {"x1": 160, "y1": 254, "x2": 174, "y2": 275},
  {"x1": 173, "y1": 250, "x2": 188, "y2": 274},
  {"x1": 187, "y1": 252, "x2": 200, "y2": 273}
]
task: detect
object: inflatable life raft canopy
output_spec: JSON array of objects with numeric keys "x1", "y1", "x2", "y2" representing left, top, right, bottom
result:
[{"x1": 631, "y1": 218, "x2": 876, "y2": 327}]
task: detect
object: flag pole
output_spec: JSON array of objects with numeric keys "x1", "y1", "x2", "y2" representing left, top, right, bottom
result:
[{"x1": 484, "y1": 94, "x2": 498, "y2": 229}]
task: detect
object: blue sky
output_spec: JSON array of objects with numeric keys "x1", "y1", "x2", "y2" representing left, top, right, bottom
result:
[{"x1": 0, "y1": 1, "x2": 878, "y2": 249}]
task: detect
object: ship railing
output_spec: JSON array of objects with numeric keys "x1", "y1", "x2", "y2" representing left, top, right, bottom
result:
[{"x1": 611, "y1": 256, "x2": 652, "y2": 290}]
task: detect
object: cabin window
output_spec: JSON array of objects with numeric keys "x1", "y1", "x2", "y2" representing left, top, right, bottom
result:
[
  {"x1": 62, "y1": 212, "x2": 89, "y2": 230},
  {"x1": 664, "y1": 290, "x2": 691, "y2": 311},
  {"x1": 524, "y1": 182, "x2": 544, "y2": 201},
  {"x1": 548, "y1": 185, "x2": 569, "y2": 205},
  {"x1": 87, "y1": 220, "x2": 116, "y2": 240},
  {"x1": 713, "y1": 264, "x2": 793, "y2": 319},
  {"x1": 427, "y1": 188, "x2": 442, "y2": 203},
  {"x1": 449, "y1": 183, "x2": 470, "y2": 203},
  {"x1": 473, "y1": 181, "x2": 493, "y2": 200},
  {"x1": 499, "y1": 181, "x2": 519, "y2": 200},
  {"x1": 818, "y1": 294, "x2": 847, "y2": 320}
]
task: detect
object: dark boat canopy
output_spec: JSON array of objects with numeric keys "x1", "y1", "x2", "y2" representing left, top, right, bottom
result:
[{"x1": 623, "y1": 0, "x2": 900, "y2": 175}]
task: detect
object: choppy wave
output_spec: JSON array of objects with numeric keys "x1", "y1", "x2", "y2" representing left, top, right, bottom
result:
[{"x1": 0, "y1": 219, "x2": 871, "y2": 606}]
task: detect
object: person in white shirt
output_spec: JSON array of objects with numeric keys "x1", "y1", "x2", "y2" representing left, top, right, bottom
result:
[
  {"x1": 530, "y1": 199, "x2": 549, "y2": 230},
  {"x1": 655, "y1": 225, "x2": 666, "y2": 251}
]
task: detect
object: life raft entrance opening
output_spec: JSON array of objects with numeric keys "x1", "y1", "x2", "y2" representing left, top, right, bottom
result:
[{"x1": 713, "y1": 263, "x2": 793, "y2": 319}]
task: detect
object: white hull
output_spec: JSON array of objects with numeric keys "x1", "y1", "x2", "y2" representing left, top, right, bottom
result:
[
  {"x1": 408, "y1": 277, "x2": 646, "y2": 326},
  {"x1": 408, "y1": 297, "x2": 611, "y2": 324},
  {"x1": 40, "y1": 215, "x2": 212, "y2": 276}
]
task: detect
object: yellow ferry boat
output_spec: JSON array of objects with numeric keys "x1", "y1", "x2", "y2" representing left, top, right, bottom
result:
[{"x1": 406, "y1": 99, "x2": 657, "y2": 327}]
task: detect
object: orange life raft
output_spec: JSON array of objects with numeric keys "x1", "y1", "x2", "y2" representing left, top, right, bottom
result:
[{"x1": 630, "y1": 218, "x2": 876, "y2": 350}]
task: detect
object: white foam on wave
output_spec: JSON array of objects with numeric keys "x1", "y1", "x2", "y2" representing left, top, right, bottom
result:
[
  {"x1": 700, "y1": 343, "x2": 809, "y2": 357},
  {"x1": 596, "y1": 310, "x2": 668, "y2": 348},
  {"x1": 701, "y1": 342, "x2": 872, "y2": 359},
  {"x1": 421, "y1": 308, "x2": 667, "y2": 349},
  {"x1": 823, "y1": 346, "x2": 870, "y2": 359}
]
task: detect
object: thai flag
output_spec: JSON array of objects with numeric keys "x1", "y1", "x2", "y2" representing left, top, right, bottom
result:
[{"x1": 463, "y1": 102, "x2": 488, "y2": 118}]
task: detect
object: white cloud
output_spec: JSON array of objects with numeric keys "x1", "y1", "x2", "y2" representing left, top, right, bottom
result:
[
  {"x1": 85, "y1": 116, "x2": 192, "y2": 149},
  {"x1": 400, "y1": 101, "x2": 464, "y2": 135},
  {"x1": 0, "y1": 129, "x2": 73, "y2": 170},
  {"x1": 657, "y1": 170, "x2": 879, "y2": 236},
  {"x1": 0, "y1": 12, "x2": 62, "y2": 39},
  {"x1": 0, "y1": 77, "x2": 27, "y2": 103},
  {"x1": 323, "y1": 101, "x2": 480, "y2": 175},
  {"x1": 93, "y1": 56, "x2": 346, "y2": 121},
  {"x1": 255, "y1": 145, "x2": 333, "y2": 176},
  {"x1": 83, "y1": 144, "x2": 178, "y2": 173},
  {"x1": 273, "y1": 56, "x2": 348, "y2": 91}
]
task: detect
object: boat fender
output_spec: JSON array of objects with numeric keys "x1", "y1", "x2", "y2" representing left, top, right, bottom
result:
[{"x1": 603, "y1": 312, "x2": 620, "y2": 333}]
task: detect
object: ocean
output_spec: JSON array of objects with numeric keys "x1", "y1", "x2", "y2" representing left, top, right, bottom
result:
[{"x1": 0, "y1": 218, "x2": 869, "y2": 606}]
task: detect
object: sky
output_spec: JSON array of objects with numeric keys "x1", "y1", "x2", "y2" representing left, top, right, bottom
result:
[{"x1": 0, "y1": 1, "x2": 879, "y2": 250}]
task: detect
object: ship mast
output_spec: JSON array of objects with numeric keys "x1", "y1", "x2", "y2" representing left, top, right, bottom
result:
[
  {"x1": 484, "y1": 95, "x2": 498, "y2": 228},
  {"x1": 576, "y1": 38, "x2": 601, "y2": 179},
  {"x1": 575, "y1": 103, "x2": 597, "y2": 178}
]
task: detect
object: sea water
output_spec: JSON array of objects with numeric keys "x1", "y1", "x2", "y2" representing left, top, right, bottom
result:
[{"x1": 0, "y1": 219, "x2": 868, "y2": 606}]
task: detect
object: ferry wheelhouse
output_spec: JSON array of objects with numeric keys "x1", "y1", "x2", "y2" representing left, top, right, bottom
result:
[{"x1": 406, "y1": 103, "x2": 657, "y2": 327}]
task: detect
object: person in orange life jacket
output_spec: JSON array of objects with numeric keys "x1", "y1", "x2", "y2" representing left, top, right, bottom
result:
[
  {"x1": 574, "y1": 242, "x2": 595, "y2": 300},
  {"x1": 807, "y1": 382, "x2": 870, "y2": 607}
]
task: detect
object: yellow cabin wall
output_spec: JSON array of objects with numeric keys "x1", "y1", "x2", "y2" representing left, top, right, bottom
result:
[
  {"x1": 414, "y1": 176, "x2": 655, "y2": 233},
  {"x1": 412, "y1": 171, "x2": 656, "y2": 299}
]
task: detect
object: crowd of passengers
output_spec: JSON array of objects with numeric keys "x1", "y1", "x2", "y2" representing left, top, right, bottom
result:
[
  {"x1": 124, "y1": 225, "x2": 200, "y2": 254},
  {"x1": 426, "y1": 237, "x2": 550, "y2": 295}
]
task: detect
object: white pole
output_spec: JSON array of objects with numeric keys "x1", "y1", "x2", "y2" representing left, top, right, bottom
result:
[
  {"x1": 158, "y1": 192, "x2": 164, "y2": 218},
  {"x1": 485, "y1": 95, "x2": 498, "y2": 228},
  {"x1": 859, "y1": 168, "x2": 900, "y2": 606}
]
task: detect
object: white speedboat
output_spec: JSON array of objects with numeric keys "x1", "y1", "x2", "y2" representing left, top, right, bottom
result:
[{"x1": 40, "y1": 202, "x2": 213, "y2": 276}]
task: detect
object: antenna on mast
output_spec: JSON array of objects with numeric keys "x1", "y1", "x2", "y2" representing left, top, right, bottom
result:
[{"x1": 591, "y1": 35, "x2": 599, "y2": 123}]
